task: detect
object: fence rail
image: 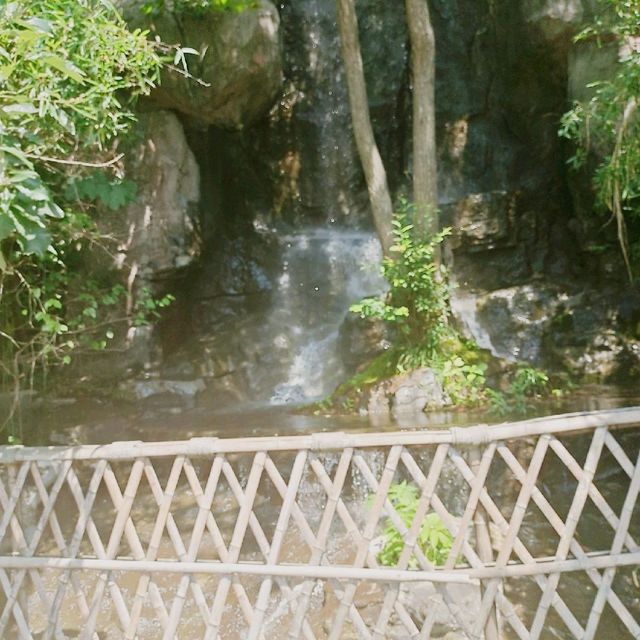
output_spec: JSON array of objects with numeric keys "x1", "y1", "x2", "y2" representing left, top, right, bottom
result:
[{"x1": 0, "y1": 407, "x2": 639, "y2": 639}]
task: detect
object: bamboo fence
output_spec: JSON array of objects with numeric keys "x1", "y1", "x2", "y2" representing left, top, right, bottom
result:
[{"x1": 0, "y1": 406, "x2": 638, "y2": 639}]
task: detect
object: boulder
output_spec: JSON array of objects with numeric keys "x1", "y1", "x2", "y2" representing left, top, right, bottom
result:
[
  {"x1": 367, "y1": 368, "x2": 451, "y2": 418},
  {"x1": 119, "y1": 0, "x2": 282, "y2": 128},
  {"x1": 444, "y1": 191, "x2": 518, "y2": 252},
  {"x1": 452, "y1": 283, "x2": 640, "y2": 382}
]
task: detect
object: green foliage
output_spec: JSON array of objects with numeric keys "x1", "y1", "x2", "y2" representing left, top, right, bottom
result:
[
  {"x1": 0, "y1": 0, "x2": 165, "y2": 438},
  {"x1": 64, "y1": 173, "x2": 137, "y2": 211},
  {"x1": 0, "y1": 0, "x2": 160, "y2": 256},
  {"x1": 559, "y1": 0, "x2": 640, "y2": 278},
  {"x1": 133, "y1": 289, "x2": 176, "y2": 327},
  {"x1": 441, "y1": 356, "x2": 487, "y2": 406},
  {"x1": 349, "y1": 206, "x2": 492, "y2": 407},
  {"x1": 488, "y1": 366, "x2": 551, "y2": 416},
  {"x1": 375, "y1": 481, "x2": 453, "y2": 568},
  {"x1": 350, "y1": 203, "x2": 452, "y2": 366},
  {"x1": 141, "y1": 0, "x2": 256, "y2": 17}
]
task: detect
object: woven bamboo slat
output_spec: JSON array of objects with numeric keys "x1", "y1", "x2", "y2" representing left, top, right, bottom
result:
[{"x1": 0, "y1": 406, "x2": 638, "y2": 639}]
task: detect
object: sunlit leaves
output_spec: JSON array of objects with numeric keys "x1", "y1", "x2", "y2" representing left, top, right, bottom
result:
[
  {"x1": 0, "y1": 0, "x2": 163, "y2": 426},
  {"x1": 350, "y1": 201, "x2": 452, "y2": 364},
  {"x1": 559, "y1": 0, "x2": 640, "y2": 276},
  {"x1": 374, "y1": 481, "x2": 453, "y2": 568}
]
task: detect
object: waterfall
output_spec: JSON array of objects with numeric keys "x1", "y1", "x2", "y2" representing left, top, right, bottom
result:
[{"x1": 243, "y1": 228, "x2": 386, "y2": 405}]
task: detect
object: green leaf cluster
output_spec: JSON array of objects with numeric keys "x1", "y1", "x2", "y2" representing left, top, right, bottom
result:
[
  {"x1": 559, "y1": 0, "x2": 640, "y2": 278},
  {"x1": 0, "y1": 0, "x2": 160, "y2": 257},
  {"x1": 350, "y1": 201, "x2": 452, "y2": 367},
  {"x1": 440, "y1": 356, "x2": 487, "y2": 406},
  {"x1": 347, "y1": 203, "x2": 498, "y2": 407},
  {"x1": 65, "y1": 173, "x2": 137, "y2": 211},
  {"x1": 141, "y1": 0, "x2": 256, "y2": 18},
  {"x1": 375, "y1": 481, "x2": 453, "y2": 568},
  {"x1": 488, "y1": 366, "x2": 551, "y2": 416}
]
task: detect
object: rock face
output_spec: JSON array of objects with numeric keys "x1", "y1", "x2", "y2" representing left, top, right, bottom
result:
[
  {"x1": 101, "y1": 0, "x2": 639, "y2": 392},
  {"x1": 79, "y1": 110, "x2": 200, "y2": 380},
  {"x1": 186, "y1": 0, "x2": 410, "y2": 230},
  {"x1": 118, "y1": 0, "x2": 283, "y2": 128},
  {"x1": 451, "y1": 284, "x2": 640, "y2": 381},
  {"x1": 121, "y1": 111, "x2": 200, "y2": 279}
]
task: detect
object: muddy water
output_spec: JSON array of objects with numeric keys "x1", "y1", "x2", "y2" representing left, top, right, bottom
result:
[{"x1": 15, "y1": 383, "x2": 639, "y2": 446}]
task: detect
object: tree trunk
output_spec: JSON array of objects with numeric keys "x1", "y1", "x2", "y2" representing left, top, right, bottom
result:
[
  {"x1": 336, "y1": 0, "x2": 394, "y2": 256},
  {"x1": 405, "y1": 0, "x2": 439, "y2": 258}
]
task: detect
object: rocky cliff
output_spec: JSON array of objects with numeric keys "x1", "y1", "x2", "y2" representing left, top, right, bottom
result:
[{"x1": 113, "y1": 0, "x2": 639, "y2": 391}]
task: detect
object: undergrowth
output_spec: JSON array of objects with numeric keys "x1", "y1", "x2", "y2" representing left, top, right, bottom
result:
[{"x1": 312, "y1": 204, "x2": 567, "y2": 417}]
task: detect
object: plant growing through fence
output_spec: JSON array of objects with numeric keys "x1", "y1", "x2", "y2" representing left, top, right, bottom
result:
[{"x1": 374, "y1": 481, "x2": 453, "y2": 568}]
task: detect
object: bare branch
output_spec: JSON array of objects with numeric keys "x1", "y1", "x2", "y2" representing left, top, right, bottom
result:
[{"x1": 24, "y1": 153, "x2": 124, "y2": 168}]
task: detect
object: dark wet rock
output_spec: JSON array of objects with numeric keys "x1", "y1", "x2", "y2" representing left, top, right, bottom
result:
[
  {"x1": 129, "y1": 377, "x2": 206, "y2": 400},
  {"x1": 338, "y1": 314, "x2": 390, "y2": 375},
  {"x1": 444, "y1": 191, "x2": 518, "y2": 252},
  {"x1": 188, "y1": 0, "x2": 409, "y2": 229}
]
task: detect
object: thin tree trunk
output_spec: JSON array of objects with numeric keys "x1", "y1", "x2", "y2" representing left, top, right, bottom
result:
[
  {"x1": 336, "y1": 0, "x2": 394, "y2": 256},
  {"x1": 405, "y1": 0, "x2": 439, "y2": 258}
]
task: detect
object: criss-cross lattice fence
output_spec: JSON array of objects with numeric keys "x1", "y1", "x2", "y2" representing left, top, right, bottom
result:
[{"x1": 0, "y1": 407, "x2": 639, "y2": 639}]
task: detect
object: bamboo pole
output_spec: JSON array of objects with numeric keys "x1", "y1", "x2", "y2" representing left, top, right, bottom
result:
[
  {"x1": 584, "y1": 449, "x2": 640, "y2": 639},
  {"x1": 248, "y1": 450, "x2": 308, "y2": 639},
  {"x1": 327, "y1": 446, "x2": 402, "y2": 640},
  {"x1": 288, "y1": 449, "x2": 353, "y2": 639},
  {"x1": 498, "y1": 443, "x2": 640, "y2": 636},
  {"x1": 529, "y1": 426, "x2": 607, "y2": 639},
  {"x1": 162, "y1": 455, "x2": 223, "y2": 639},
  {"x1": 469, "y1": 446, "x2": 499, "y2": 640},
  {"x1": 205, "y1": 452, "x2": 266, "y2": 640},
  {"x1": 450, "y1": 443, "x2": 584, "y2": 638},
  {"x1": 372, "y1": 444, "x2": 449, "y2": 640},
  {"x1": 401, "y1": 449, "x2": 532, "y2": 639},
  {"x1": 0, "y1": 409, "x2": 639, "y2": 638},
  {"x1": 43, "y1": 460, "x2": 107, "y2": 640}
]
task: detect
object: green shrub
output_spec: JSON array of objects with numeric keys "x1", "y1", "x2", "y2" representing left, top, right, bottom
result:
[
  {"x1": 350, "y1": 203, "x2": 452, "y2": 367},
  {"x1": 375, "y1": 481, "x2": 453, "y2": 568},
  {"x1": 488, "y1": 366, "x2": 552, "y2": 416},
  {"x1": 0, "y1": 0, "x2": 163, "y2": 436}
]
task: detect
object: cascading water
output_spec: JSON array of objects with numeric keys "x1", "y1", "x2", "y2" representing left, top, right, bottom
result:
[{"x1": 245, "y1": 228, "x2": 386, "y2": 405}]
